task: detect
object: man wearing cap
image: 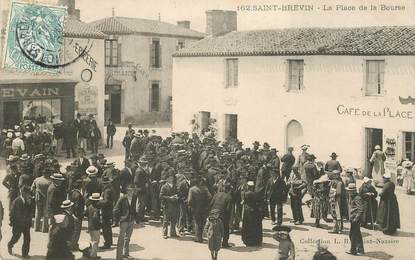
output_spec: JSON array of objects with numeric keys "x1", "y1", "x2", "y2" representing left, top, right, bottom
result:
[
  {"x1": 69, "y1": 178, "x2": 85, "y2": 251},
  {"x1": 209, "y1": 182, "x2": 233, "y2": 248},
  {"x1": 160, "y1": 173, "x2": 179, "y2": 239},
  {"x1": 296, "y1": 145, "x2": 310, "y2": 181},
  {"x1": 99, "y1": 175, "x2": 114, "y2": 249},
  {"x1": 31, "y1": 167, "x2": 52, "y2": 233},
  {"x1": 88, "y1": 193, "x2": 103, "y2": 259},
  {"x1": 47, "y1": 173, "x2": 67, "y2": 223},
  {"x1": 281, "y1": 147, "x2": 295, "y2": 182},
  {"x1": 359, "y1": 177, "x2": 378, "y2": 229},
  {"x1": 8, "y1": 186, "x2": 33, "y2": 258},
  {"x1": 345, "y1": 183, "x2": 364, "y2": 256},
  {"x1": 3, "y1": 156, "x2": 21, "y2": 210},
  {"x1": 325, "y1": 153, "x2": 343, "y2": 173},
  {"x1": 113, "y1": 185, "x2": 137, "y2": 260},
  {"x1": 134, "y1": 156, "x2": 150, "y2": 223},
  {"x1": 265, "y1": 170, "x2": 288, "y2": 226}
]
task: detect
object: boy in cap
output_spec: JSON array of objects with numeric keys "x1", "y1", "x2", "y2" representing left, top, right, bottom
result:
[
  {"x1": 88, "y1": 193, "x2": 103, "y2": 259},
  {"x1": 272, "y1": 226, "x2": 295, "y2": 260},
  {"x1": 160, "y1": 173, "x2": 179, "y2": 239},
  {"x1": 345, "y1": 183, "x2": 364, "y2": 256}
]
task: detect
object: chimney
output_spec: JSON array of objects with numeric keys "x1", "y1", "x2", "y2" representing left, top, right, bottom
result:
[
  {"x1": 58, "y1": 0, "x2": 80, "y2": 19},
  {"x1": 206, "y1": 10, "x2": 237, "y2": 36},
  {"x1": 177, "y1": 20, "x2": 191, "y2": 29}
]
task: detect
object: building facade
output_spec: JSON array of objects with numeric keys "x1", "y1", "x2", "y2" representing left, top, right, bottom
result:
[
  {"x1": 0, "y1": 0, "x2": 106, "y2": 131},
  {"x1": 172, "y1": 13, "x2": 415, "y2": 178},
  {"x1": 89, "y1": 16, "x2": 204, "y2": 125}
]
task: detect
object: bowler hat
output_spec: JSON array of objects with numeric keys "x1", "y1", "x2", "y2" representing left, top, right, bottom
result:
[
  {"x1": 252, "y1": 141, "x2": 260, "y2": 146},
  {"x1": 263, "y1": 142, "x2": 270, "y2": 148},
  {"x1": 61, "y1": 200, "x2": 74, "y2": 209},
  {"x1": 345, "y1": 183, "x2": 357, "y2": 191},
  {"x1": 301, "y1": 144, "x2": 310, "y2": 150},
  {"x1": 247, "y1": 181, "x2": 255, "y2": 186}
]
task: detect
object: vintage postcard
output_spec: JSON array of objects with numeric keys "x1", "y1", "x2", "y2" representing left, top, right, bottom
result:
[{"x1": 0, "y1": 0, "x2": 414, "y2": 259}]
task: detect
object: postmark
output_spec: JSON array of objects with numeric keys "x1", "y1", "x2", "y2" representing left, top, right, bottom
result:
[{"x1": 2, "y1": 1, "x2": 67, "y2": 73}]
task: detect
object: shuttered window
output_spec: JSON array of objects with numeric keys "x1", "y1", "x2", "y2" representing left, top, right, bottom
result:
[
  {"x1": 150, "y1": 82, "x2": 160, "y2": 112},
  {"x1": 176, "y1": 40, "x2": 185, "y2": 51},
  {"x1": 287, "y1": 60, "x2": 304, "y2": 91},
  {"x1": 225, "y1": 114, "x2": 238, "y2": 140},
  {"x1": 105, "y1": 39, "x2": 119, "y2": 67},
  {"x1": 225, "y1": 59, "x2": 238, "y2": 88},
  {"x1": 150, "y1": 39, "x2": 161, "y2": 68},
  {"x1": 365, "y1": 60, "x2": 385, "y2": 96},
  {"x1": 404, "y1": 132, "x2": 415, "y2": 161}
]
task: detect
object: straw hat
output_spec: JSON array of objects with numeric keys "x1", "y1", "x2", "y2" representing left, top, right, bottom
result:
[
  {"x1": 61, "y1": 200, "x2": 74, "y2": 209},
  {"x1": 383, "y1": 173, "x2": 391, "y2": 179},
  {"x1": 51, "y1": 173, "x2": 65, "y2": 181},
  {"x1": 247, "y1": 181, "x2": 255, "y2": 186},
  {"x1": 363, "y1": 177, "x2": 372, "y2": 183},
  {"x1": 89, "y1": 193, "x2": 103, "y2": 201},
  {"x1": 374, "y1": 145, "x2": 381, "y2": 150},
  {"x1": 86, "y1": 166, "x2": 98, "y2": 176}
]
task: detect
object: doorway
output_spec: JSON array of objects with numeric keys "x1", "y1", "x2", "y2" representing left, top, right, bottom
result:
[
  {"x1": 224, "y1": 114, "x2": 238, "y2": 140},
  {"x1": 286, "y1": 120, "x2": 304, "y2": 153},
  {"x1": 365, "y1": 128, "x2": 383, "y2": 177},
  {"x1": 4, "y1": 101, "x2": 20, "y2": 128},
  {"x1": 110, "y1": 92, "x2": 121, "y2": 124}
]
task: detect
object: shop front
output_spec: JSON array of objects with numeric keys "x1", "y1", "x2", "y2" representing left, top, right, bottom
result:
[{"x1": 0, "y1": 80, "x2": 77, "y2": 129}]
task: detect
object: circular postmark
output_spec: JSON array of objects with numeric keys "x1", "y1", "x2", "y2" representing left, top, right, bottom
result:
[
  {"x1": 15, "y1": 4, "x2": 91, "y2": 69},
  {"x1": 81, "y1": 68, "x2": 93, "y2": 82}
]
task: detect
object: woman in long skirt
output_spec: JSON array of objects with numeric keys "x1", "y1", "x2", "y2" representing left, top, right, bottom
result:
[
  {"x1": 205, "y1": 210, "x2": 223, "y2": 260},
  {"x1": 311, "y1": 175, "x2": 330, "y2": 228},
  {"x1": 377, "y1": 174, "x2": 400, "y2": 235},
  {"x1": 359, "y1": 177, "x2": 378, "y2": 228},
  {"x1": 241, "y1": 181, "x2": 262, "y2": 247}
]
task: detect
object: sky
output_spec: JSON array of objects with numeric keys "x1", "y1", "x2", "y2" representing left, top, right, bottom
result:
[{"x1": 76, "y1": 0, "x2": 415, "y2": 32}]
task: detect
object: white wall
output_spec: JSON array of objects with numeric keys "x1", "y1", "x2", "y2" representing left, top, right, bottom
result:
[{"x1": 172, "y1": 55, "x2": 415, "y2": 168}]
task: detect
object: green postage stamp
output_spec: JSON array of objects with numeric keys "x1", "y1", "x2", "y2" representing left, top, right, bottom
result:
[{"x1": 2, "y1": 1, "x2": 67, "y2": 73}]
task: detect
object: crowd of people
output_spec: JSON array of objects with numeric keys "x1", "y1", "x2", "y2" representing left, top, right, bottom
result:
[{"x1": 0, "y1": 124, "x2": 411, "y2": 260}]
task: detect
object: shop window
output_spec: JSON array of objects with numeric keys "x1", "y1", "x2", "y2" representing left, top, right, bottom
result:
[
  {"x1": 150, "y1": 82, "x2": 160, "y2": 112},
  {"x1": 224, "y1": 114, "x2": 238, "y2": 140},
  {"x1": 287, "y1": 60, "x2": 304, "y2": 91},
  {"x1": 150, "y1": 38, "x2": 161, "y2": 68},
  {"x1": 176, "y1": 39, "x2": 185, "y2": 50},
  {"x1": 22, "y1": 99, "x2": 61, "y2": 123},
  {"x1": 404, "y1": 132, "x2": 415, "y2": 161},
  {"x1": 365, "y1": 60, "x2": 385, "y2": 96},
  {"x1": 105, "y1": 38, "x2": 119, "y2": 67},
  {"x1": 225, "y1": 59, "x2": 238, "y2": 88}
]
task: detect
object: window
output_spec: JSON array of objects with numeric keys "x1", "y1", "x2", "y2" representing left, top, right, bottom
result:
[
  {"x1": 225, "y1": 114, "x2": 238, "y2": 140},
  {"x1": 225, "y1": 59, "x2": 238, "y2": 88},
  {"x1": 176, "y1": 39, "x2": 185, "y2": 51},
  {"x1": 150, "y1": 82, "x2": 160, "y2": 112},
  {"x1": 150, "y1": 39, "x2": 161, "y2": 68},
  {"x1": 287, "y1": 60, "x2": 304, "y2": 91},
  {"x1": 105, "y1": 39, "x2": 119, "y2": 66},
  {"x1": 199, "y1": 111, "x2": 211, "y2": 132},
  {"x1": 404, "y1": 132, "x2": 415, "y2": 161},
  {"x1": 365, "y1": 60, "x2": 385, "y2": 96}
]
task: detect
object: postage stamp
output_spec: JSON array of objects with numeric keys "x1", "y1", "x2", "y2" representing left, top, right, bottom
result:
[{"x1": 2, "y1": 1, "x2": 67, "y2": 73}]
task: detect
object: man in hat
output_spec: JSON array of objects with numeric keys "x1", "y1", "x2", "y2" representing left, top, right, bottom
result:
[
  {"x1": 255, "y1": 163, "x2": 271, "y2": 218},
  {"x1": 31, "y1": 167, "x2": 52, "y2": 233},
  {"x1": 345, "y1": 183, "x2": 364, "y2": 256},
  {"x1": 3, "y1": 132, "x2": 14, "y2": 160},
  {"x1": 281, "y1": 147, "x2": 296, "y2": 182},
  {"x1": 99, "y1": 175, "x2": 114, "y2": 249},
  {"x1": 287, "y1": 167, "x2": 307, "y2": 225},
  {"x1": 47, "y1": 173, "x2": 67, "y2": 223},
  {"x1": 88, "y1": 193, "x2": 103, "y2": 259},
  {"x1": 188, "y1": 175, "x2": 212, "y2": 243},
  {"x1": 304, "y1": 154, "x2": 320, "y2": 195},
  {"x1": 130, "y1": 133, "x2": 144, "y2": 161},
  {"x1": 252, "y1": 141, "x2": 260, "y2": 161},
  {"x1": 134, "y1": 155, "x2": 150, "y2": 223},
  {"x1": 61, "y1": 199, "x2": 76, "y2": 243},
  {"x1": 77, "y1": 116, "x2": 90, "y2": 151},
  {"x1": 8, "y1": 186, "x2": 33, "y2": 258},
  {"x1": 265, "y1": 170, "x2": 288, "y2": 226},
  {"x1": 328, "y1": 170, "x2": 347, "y2": 234},
  {"x1": 74, "y1": 148, "x2": 90, "y2": 177},
  {"x1": 113, "y1": 185, "x2": 137, "y2": 260},
  {"x1": 122, "y1": 129, "x2": 134, "y2": 160},
  {"x1": 84, "y1": 166, "x2": 102, "y2": 201},
  {"x1": 325, "y1": 153, "x2": 343, "y2": 173},
  {"x1": 160, "y1": 172, "x2": 179, "y2": 239},
  {"x1": 3, "y1": 155, "x2": 21, "y2": 210},
  {"x1": 120, "y1": 159, "x2": 135, "y2": 194},
  {"x1": 209, "y1": 182, "x2": 233, "y2": 248},
  {"x1": 296, "y1": 145, "x2": 310, "y2": 181},
  {"x1": 106, "y1": 119, "x2": 117, "y2": 149},
  {"x1": 63, "y1": 120, "x2": 77, "y2": 158},
  {"x1": 176, "y1": 168, "x2": 192, "y2": 236},
  {"x1": 69, "y1": 178, "x2": 85, "y2": 251},
  {"x1": 46, "y1": 213, "x2": 75, "y2": 260}
]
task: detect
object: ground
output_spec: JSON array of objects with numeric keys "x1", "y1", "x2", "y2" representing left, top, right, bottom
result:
[{"x1": 0, "y1": 127, "x2": 414, "y2": 260}]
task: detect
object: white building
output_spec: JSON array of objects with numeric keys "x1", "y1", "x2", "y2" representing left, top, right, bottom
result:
[{"x1": 172, "y1": 11, "x2": 415, "y2": 178}]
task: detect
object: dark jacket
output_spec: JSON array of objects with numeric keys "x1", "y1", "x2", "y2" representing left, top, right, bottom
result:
[
  {"x1": 70, "y1": 189, "x2": 85, "y2": 219},
  {"x1": 106, "y1": 123, "x2": 116, "y2": 136},
  {"x1": 188, "y1": 185, "x2": 212, "y2": 216},
  {"x1": 159, "y1": 182, "x2": 179, "y2": 216},
  {"x1": 120, "y1": 167, "x2": 134, "y2": 193},
  {"x1": 47, "y1": 183, "x2": 66, "y2": 216},
  {"x1": 74, "y1": 157, "x2": 90, "y2": 177},
  {"x1": 210, "y1": 192, "x2": 232, "y2": 219},
  {"x1": 281, "y1": 153, "x2": 295, "y2": 173},
  {"x1": 10, "y1": 196, "x2": 32, "y2": 228},
  {"x1": 87, "y1": 203, "x2": 102, "y2": 231},
  {"x1": 99, "y1": 185, "x2": 114, "y2": 218},
  {"x1": 324, "y1": 159, "x2": 343, "y2": 173},
  {"x1": 265, "y1": 177, "x2": 288, "y2": 203},
  {"x1": 113, "y1": 195, "x2": 137, "y2": 223},
  {"x1": 349, "y1": 194, "x2": 364, "y2": 223},
  {"x1": 63, "y1": 123, "x2": 77, "y2": 145},
  {"x1": 134, "y1": 166, "x2": 149, "y2": 194}
]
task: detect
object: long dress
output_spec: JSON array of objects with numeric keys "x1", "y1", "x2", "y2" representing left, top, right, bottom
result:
[
  {"x1": 369, "y1": 150, "x2": 386, "y2": 183},
  {"x1": 241, "y1": 190, "x2": 262, "y2": 246},
  {"x1": 376, "y1": 181, "x2": 400, "y2": 235},
  {"x1": 206, "y1": 216, "x2": 223, "y2": 257},
  {"x1": 359, "y1": 183, "x2": 378, "y2": 227},
  {"x1": 403, "y1": 167, "x2": 414, "y2": 193},
  {"x1": 311, "y1": 182, "x2": 330, "y2": 220}
]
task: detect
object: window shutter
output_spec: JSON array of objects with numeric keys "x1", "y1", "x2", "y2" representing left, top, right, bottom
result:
[
  {"x1": 150, "y1": 42, "x2": 155, "y2": 67},
  {"x1": 225, "y1": 60, "x2": 230, "y2": 88},
  {"x1": 379, "y1": 61, "x2": 385, "y2": 94},
  {"x1": 365, "y1": 61, "x2": 377, "y2": 95},
  {"x1": 299, "y1": 60, "x2": 304, "y2": 89},
  {"x1": 117, "y1": 42, "x2": 122, "y2": 65},
  {"x1": 159, "y1": 44, "x2": 162, "y2": 68},
  {"x1": 233, "y1": 59, "x2": 238, "y2": 86}
]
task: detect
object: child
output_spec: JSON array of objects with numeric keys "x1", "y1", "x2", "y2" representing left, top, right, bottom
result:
[
  {"x1": 205, "y1": 209, "x2": 223, "y2": 260},
  {"x1": 272, "y1": 226, "x2": 295, "y2": 260}
]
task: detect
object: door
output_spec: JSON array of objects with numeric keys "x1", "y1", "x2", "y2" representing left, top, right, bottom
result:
[
  {"x1": 365, "y1": 128, "x2": 383, "y2": 176},
  {"x1": 224, "y1": 114, "x2": 238, "y2": 140},
  {"x1": 4, "y1": 101, "x2": 20, "y2": 128},
  {"x1": 110, "y1": 92, "x2": 121, "y2": 124},
  {"x1": 286, "y1": 120, "x2": 304, "y2": 154}
]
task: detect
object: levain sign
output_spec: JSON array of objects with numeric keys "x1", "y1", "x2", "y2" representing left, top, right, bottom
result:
[{"x1": 0, "y1": 87, "x2": 60, "y2": 98}]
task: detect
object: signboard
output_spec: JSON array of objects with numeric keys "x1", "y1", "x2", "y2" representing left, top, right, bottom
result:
[
  {"x1": 0, "y1": 85, "x2": 74, "y2": 98},
  {"x1": 76, "y1": 84, "x2": 97, "y2": 115},
  {"x1": 337, "y1": 104, "x2": 413, "y2": 119}
]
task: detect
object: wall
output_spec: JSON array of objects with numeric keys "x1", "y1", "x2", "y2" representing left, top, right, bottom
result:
[
  {"x1": 172, "y1": 55, "x2": 415, "y2": 168},
  {"x1": 109, "y1": 34, "x2": 200, "y2": 124}
]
